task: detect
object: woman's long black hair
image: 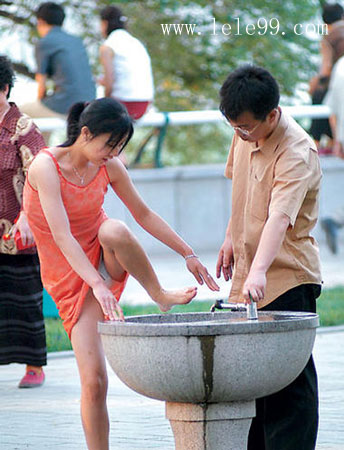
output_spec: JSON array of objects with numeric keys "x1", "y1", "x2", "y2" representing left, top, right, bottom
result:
[{"x1": 60, "y1": 98, "x2": 134, "y2": 153}]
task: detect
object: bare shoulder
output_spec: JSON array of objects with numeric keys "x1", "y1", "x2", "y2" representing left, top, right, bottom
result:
[
  {"x1": 29, "y1": 149, "x2": 60, "y2": 189},
  {"x1": 105, "y1": 157, "x2": 130, "y2": 184},
  {"x1": 30, "y1": 149, "x2": 56, "y2": 172}
]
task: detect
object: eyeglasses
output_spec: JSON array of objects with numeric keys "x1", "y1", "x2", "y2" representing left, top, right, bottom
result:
[{"x1": 232, "y1": 120, "x2": 263, "y2": 138}]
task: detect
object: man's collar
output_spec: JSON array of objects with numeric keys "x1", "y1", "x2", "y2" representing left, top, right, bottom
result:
[{"x1": 250, "y1": 107, "x2": 288, "y2": 154}]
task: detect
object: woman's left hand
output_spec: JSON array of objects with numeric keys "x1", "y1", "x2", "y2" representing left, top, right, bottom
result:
[
  {"x1": 186, "y1": 257, "x2": 220, "y2": 291},
  {"x1": 12, "y1": 211, "x2": 35, "y2": 248}
]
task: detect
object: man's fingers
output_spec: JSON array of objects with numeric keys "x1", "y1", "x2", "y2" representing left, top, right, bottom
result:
[
  {"x1": 243, "y1": 288, "x2": 263, "y2": 303},
  {"x1": 222, "y1": 264, "x2": 231, "y2": 281},
  {"x1": 216, "y1": 253, "x2": 223, "y2": 278},
  {"x1": 216, "y1": 263, "x2": 222, "y2": 279},
  {"x1": 217, "y1": 254, "x2": 233, "y2": 281}
]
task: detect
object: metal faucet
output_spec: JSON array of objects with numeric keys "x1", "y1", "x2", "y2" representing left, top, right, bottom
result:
[{"x1": 210, "y1": 299, "x2": 258, "y2": 320}]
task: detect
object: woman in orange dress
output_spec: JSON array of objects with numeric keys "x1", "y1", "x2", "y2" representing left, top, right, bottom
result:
[{"x1": 23, "y1": 98, "x2": 219, "y2": 450}]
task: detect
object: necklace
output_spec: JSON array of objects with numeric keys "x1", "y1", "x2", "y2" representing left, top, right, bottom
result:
[
  {"x1": 72, "y1": 164, "x2": 88, "y2": 185},
  {"x1": 69, "y1": 152, "x2": 88, "y2": 185}
]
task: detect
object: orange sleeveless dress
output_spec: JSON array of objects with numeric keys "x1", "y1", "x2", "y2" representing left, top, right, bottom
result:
[{"x1": 23, "y1": 149, "x2": 128, "y2": 338}]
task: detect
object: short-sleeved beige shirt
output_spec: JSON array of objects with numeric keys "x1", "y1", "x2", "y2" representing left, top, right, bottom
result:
[{"x1": 225, "y1": 110, "x2": 322, "y2": 307}]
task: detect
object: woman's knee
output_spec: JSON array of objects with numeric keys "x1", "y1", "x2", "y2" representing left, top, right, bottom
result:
[
  {"x1": 81, "y1": 371, "x2": 108, "y2": 404},
  {"x1": 98, "y1": 219, "x2": 132, "y2": 248}
]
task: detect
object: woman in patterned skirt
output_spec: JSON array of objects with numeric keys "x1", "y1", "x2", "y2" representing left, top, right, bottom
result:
[{"x1": 0, "y1": 55, "x2": 47, "y2": 387}]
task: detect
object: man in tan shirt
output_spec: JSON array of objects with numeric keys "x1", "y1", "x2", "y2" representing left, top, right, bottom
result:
[{"x1": 217, "y1": 65, "x2": 322, "y2": 450}]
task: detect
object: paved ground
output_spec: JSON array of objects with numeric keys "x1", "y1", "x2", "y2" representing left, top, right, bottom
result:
[
  {"x1": 1, "y1": 245, "x2": 343, "y2": 449},
  {"x1": 0, "y1": 327, "x2": 343, "y2": 450}
]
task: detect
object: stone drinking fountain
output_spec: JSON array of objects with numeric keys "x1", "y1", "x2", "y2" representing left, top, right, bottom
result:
[{"x1": 98, "y1": 301, "x2": 318, "y2": 450}]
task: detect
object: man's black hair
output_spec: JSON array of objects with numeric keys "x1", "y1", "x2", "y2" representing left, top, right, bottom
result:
[
  {"x1": 36, "y1": 2, "x2": 65, "y2": 26},
  {"x1": 322, "y1": 3, "x2": 344, "y2": 24},
  {"x1": 0, "y1": 55, "x2": 15, "y2": 98},
  {"x1": 219, "y1": 64, "x2": 280, "y2": 121}
]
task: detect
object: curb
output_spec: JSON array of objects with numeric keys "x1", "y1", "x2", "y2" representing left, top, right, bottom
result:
[{"x1": 317, "y1": 324, "x2": 344, "y2": 334}]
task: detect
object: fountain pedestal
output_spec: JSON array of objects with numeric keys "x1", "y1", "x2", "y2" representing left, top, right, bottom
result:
[
  {"x1": 98, "y1": 311, "x2": 319, "y2": 449},
  {"x1": 166, "y1": 400, "x2": 255, "y2": 450}
]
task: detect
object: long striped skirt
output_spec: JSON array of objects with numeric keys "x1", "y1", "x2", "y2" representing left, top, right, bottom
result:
[{"x1": 0, "y1": 253, "x2": 47, "y2": 366}]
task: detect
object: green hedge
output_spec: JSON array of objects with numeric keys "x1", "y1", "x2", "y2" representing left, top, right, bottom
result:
[{"x1": 45, "y1": 286, "x2": 344, "y2": 353}]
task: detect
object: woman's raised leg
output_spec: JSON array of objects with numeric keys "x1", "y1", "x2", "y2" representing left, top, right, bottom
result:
[
  {"x1": 71, "y1": 291, "x2": 109, "y2": 450},
  {"x1": 98, "y1": 219, "x2": 197, "y2": 310}
]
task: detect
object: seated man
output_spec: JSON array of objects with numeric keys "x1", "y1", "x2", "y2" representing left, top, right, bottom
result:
[{"x1": 20, "y1": 2, "x2": 96, "y2": 143}]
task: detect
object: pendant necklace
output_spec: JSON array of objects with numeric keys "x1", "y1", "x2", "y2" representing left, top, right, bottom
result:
[
  {"x1": 72, "y1": 165, "x2": 88, "y2": 185},
  {"x1": 69, "y1": 152, "x2": 88, "y2": 185}
]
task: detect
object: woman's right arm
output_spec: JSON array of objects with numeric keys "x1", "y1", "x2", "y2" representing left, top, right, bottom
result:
[{"x1": 29, "y1": 154, "x2": 123, "y2": 321}]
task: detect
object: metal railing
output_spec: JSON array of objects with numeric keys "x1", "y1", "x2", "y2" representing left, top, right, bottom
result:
[{"x1": 34, "y1": 104, "x2": 331, "y2": 168}]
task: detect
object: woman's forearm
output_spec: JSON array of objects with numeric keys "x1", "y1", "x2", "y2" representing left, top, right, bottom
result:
[
  {"x1": 54, "y1": 233, "x2": 104, "y2": 289},
  {"x1": 137, "y1": 210, "x2": 194, "y2": 257}
]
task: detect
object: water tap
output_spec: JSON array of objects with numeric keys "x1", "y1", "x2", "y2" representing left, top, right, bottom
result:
[{"x1": 210, "y1": 299, "x2": 258, "y2": 320}]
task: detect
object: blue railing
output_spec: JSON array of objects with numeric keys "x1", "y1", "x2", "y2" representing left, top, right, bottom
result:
[{"x1": 35, "y1": 104, "x2": 331, "y2": 168}]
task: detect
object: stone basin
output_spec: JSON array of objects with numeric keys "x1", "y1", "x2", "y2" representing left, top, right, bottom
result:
[
  {"x1": 98, "y1": 311, "x2": 319, "y2": 450},
  {"x1": 99, "y1": 311, "x2": 318, "y2": 403}
]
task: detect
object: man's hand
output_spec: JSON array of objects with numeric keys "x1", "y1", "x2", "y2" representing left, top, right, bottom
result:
[
  {"x1": 242, "y1": 269, "x2": 266, "y2": 303},
  {"x1": 216, "y1": 237, "x2": 234, "y2": 281}
]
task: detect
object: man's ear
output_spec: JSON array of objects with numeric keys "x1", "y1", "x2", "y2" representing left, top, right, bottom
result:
[{"x1": 268, "y1": 108, "x2": 278, "y2": 124}]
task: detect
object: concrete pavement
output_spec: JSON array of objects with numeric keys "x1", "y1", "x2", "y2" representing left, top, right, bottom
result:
[
  {"x1": 1, "y1": 244, "x2": 343, "y2": 449},
  {"x1": 0, "y1": 327, "x2": 343, "y2": 449}
]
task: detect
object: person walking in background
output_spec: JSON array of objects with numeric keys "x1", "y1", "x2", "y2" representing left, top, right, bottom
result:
[
  {"x1": 20, "y1": 2, "x2": 96, "y2": 144},
  {"x1": 321, "y1": 53, "x2": 344, "y2": 254},
  {"x1": 99, "y1": 5, "x2": 154, "y2": 120},
  {"x1": 0, "y1": 55, "x2": 47, "y2": 388},
  {"x1": 23, "y1": 98, "x2": 219, "y2": 448},
  {"x1": 308, "y1": 2, "x2": 344, "y2": 155},
  {"x1": 217, "y1": 65, "x2": 322, "y2": 450}
]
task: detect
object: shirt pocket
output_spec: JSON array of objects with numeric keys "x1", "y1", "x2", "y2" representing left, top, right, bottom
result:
[{"x1": 247, "y1": 171, "x2": 271, "y2": 222}]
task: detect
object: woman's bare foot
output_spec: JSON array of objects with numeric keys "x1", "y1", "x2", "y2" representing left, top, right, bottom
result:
[{"x1": 154, "y1": 287, "x2": 197, "y2": 312}]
